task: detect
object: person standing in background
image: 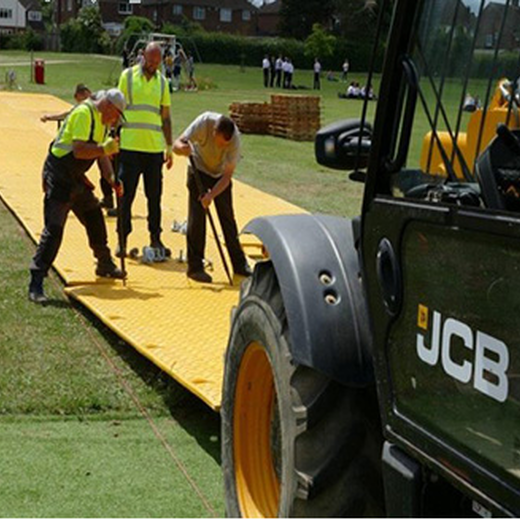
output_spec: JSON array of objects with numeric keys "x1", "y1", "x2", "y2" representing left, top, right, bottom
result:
[
  {"x1": 262, "y1": 55, "x2": 270, "y2": 88},
  {"x1": 342, "y1": 58, "x2": 349, "y2": 82},
  {"x1": 269, "y1": 55, "x2": 276, "y2": 88},
  {"x1": 275, "y1": 55, "x2": 283, "y2": 88},
  {"x1": 286, "y1": 59, "x2": 294, "y2": 89},
  {"x1": 313, "y1": 58, "x2": 321, "y2": 90}
]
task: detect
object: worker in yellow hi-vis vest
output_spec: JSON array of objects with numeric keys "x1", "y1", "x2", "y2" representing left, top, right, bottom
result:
[{"x1": 117, "y1": 42, "x2": 174, "y2": 258}]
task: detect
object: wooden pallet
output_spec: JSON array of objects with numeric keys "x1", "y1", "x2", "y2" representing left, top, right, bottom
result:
[{"x1": 229, "y1": 95, "x2": 321, "y2": 142}]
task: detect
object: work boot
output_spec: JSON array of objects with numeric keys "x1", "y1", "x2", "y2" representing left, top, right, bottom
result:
[
  {"x1": 234, "y1": 264, "x2": 253, "y2": 277},
  {"x1": 96, "y1": 258, "x2": 126, "y2": 279},
  {"x1": 150, "y1": 236, "x2": 171, "y2": 258},
  {"x1": 28, "y1": 271, "x2": 48, "y2": 304},
  {"x1": 187, "y1": 269, "x2": 213, "y2": 284}
]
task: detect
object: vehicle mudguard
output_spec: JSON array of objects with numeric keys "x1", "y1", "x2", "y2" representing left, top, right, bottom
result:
[{"x1": 244, "y1": 214, "x2": 374, "y2": 386}]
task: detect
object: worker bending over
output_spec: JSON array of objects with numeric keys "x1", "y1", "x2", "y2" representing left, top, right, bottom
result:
[
  {"x1": 117, "y1": 42, "x2": 173, "y2": 258},
  {"x1": 29, "y1": 89, "x2": 126, "y2": 303},
  {"x1": 173, "y1": 112, "x2": 251, "y2": 283},
  {"x1": 41, "y1": 83, "x2": 116, "y2": 214}
]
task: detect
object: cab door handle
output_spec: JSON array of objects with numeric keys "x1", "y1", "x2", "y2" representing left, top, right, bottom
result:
[{"x1": 376, "y1": 238, "x2": 402, "y2": 316}]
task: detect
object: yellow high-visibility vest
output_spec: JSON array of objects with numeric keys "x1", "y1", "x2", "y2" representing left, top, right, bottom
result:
[
  {"x1": 51, "y1": 100, "x2": 106, "y2": 158},
  {"x1": 118, "y1": 65, "x2": 171, "y2": 153}
]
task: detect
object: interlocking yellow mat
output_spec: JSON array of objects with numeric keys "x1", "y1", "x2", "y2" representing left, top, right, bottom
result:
[{"x1": 0, "y1": 92, "x2": 305, "y2": 410}]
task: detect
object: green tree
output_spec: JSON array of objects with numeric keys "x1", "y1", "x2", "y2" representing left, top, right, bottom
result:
[
  {"x1": 304, "y1": 23, "x2": 336, "y2": 62},
  {"x1": 334, "y1": 0, "x2": 391, "y2": 44},
  {"x1": 60, "y1": 6, "x2": 110, "y2": 53},
  {"x1": 280, "y1": 0, "x2": 335, "y2": 40},
  {"x1": 117, "y1": 16, "x2": 155, "y2": 53}
]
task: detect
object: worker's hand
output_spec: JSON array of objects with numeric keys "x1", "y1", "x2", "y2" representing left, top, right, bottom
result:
[
  {"x1": 164, "y1": 144, "x2": 173, "y2": 169},
  {"x1": 41, "y1": 115, "x2": 49, "y2": 123},
  {"x1": 200, "y1": 191, "x2": 213, "y2": 210},
  {"x1": 177, "y1": 140, "x2": 192, "y2": 157},
  {"x1": 102, "y1": 137, "x2": 119, "y2": 156},
  {"x1": 113, "y1": 181, "x2": 124, "y2": 198}
]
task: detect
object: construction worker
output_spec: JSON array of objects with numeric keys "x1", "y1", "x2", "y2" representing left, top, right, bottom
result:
[
  {"x1": 29, "y1": 89, "x2": 127, "y2": 303},
  {"x1": 41, "y1": 83, "x2": 116, "y2": 215},
  {"x1": 173, "y1": 112, "x2": 251, "y2": 283},
  {"x1": 40, "y1": 83, "x2": 91, "y2": 123},
  {"x1": 117, "y1": 41, "x2": 173, "y2": 257}
]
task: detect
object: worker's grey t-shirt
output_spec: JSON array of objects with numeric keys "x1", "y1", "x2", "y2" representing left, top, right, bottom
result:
[{"x1": 182, "y1": 111, "x2": 240, "y2": 178}]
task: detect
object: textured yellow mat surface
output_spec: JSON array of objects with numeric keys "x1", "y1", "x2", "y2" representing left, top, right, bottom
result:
[{"x1": 0, "y1": 92, "x2": 304, "y2": 410}]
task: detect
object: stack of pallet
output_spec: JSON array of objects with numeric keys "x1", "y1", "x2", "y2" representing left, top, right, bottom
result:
[
  {"x1": 229, "y1": 102, "x2": 271, "y2": 135},
  {"x1": 229, "y1": 95, "x2": 321, "y2": 142},
  {"x1": 269, "y1": 94, "x2": 321, "y2": 141}
]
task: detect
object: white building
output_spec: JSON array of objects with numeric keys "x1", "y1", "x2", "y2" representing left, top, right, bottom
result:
[{"x1": 0, "y1": 0, "x2": 42, "y2": 34}]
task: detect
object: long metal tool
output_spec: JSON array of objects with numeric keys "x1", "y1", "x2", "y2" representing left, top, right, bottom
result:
[
  {"x1": 110, "y1": 133, "x2": 127, "y2": 287},
  {"x1": 188, "y1": 152, "x2": 233, "y2": 287}
]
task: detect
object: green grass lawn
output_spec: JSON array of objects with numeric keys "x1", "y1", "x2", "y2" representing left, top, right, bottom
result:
[
  {"x1": 0, "y1": 50, "x2": 373, "y2": 517},
  {"x1": 0, "y1": 50, "x2": 370, "y2": 216},
  {"x1": 4, "y1": 47, "x2": 486, "y2": 516},
  {"x1": 0, "y1": 49, "x2": 489, "y2": 516}
]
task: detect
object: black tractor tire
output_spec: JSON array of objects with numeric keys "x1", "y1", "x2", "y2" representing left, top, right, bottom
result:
[{"x1": 221, "y1": 262, "x2": 384, "y2": 517}]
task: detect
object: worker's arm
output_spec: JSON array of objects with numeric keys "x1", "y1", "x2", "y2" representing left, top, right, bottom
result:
[
  {"x1": 173, "y1": 136, "x2": 191, "y2": 156},
  {"x1": 98, "y1": 155, "x2": 123, "y2": 196},
  {"x1": 161, "y1": 105, "x2": 173, "y2": 169},
  {"x1": 72, "y1": 137, "x2": 119, "y2": 160},
  {"x1": 41, "y1": 110, "x2": 70, "y2": 123},
  {"x1": 200, "y1": 162, "x2": 235, "y2": 210}
]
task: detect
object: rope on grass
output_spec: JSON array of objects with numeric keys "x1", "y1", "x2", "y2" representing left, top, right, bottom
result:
[{"x1": 48, "y1": 279, "x2": 218, "y2": 518}]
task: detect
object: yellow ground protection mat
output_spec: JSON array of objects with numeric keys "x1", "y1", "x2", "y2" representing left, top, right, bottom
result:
[{"x1": 0, "y1": 92, "x2": 305, "y2": 410}]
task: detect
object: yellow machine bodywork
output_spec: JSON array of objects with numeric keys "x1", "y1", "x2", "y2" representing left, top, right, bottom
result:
[{"x1": 420, "y1": 80, "x2": 520, "y2": 178}]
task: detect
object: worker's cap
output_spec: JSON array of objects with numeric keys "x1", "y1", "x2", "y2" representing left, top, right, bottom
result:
[
  {"x1": 99, "y1": 88, "x2": 126, "y2": 117},
  {"x1": 94, "y1": 88, "x2": 126, "y2": 120}
]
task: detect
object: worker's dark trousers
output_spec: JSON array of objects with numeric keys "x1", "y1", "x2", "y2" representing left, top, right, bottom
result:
[
  {"x1": 187, "y1": 168, "x2": 247, "y2": 274},
  {"x1": 30, "y1": 190, "x2": 111, "y2": 276},
  {"x1": 100, "y1": 176, "x2": 113, "y2": 205},
  {"x1": 118, "y1": 150, "x2": 163, "y2": 243},
  {"x1": 276, "y1": 70, "x2": 282, "y2": 88},
  {"x1": 314, "y1": 73, "x2": 320, "y2": 90},
  {"x1": 263, "y1": 68, "x2": 269, "y2": 88}
]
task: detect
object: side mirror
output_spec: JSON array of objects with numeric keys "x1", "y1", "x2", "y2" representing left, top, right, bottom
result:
[{"x1": 315, "y1": 119, "x2": 372, "y2": 171}]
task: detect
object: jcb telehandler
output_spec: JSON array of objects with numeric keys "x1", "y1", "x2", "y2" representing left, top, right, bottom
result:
[{"x1": 221, "y1": 0, "x2": 520, "y2": 516}]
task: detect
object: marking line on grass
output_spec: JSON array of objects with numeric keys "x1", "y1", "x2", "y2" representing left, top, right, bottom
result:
[{"x1": 64, "y1": 290, "x2": 219, "y2": 518}]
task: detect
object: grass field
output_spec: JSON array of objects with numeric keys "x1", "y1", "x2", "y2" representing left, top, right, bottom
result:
[
  {"x1": 0, "y1": 50, "x2": 375, "y2": 516},
  {"x1": 0, "y1": 48, "x2": 488, "y2": 516}
]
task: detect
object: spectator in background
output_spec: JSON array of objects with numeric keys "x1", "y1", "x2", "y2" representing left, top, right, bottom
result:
[
  {"x1": 122, "y1": 46, "x2": 129, "y2": 69},
  {"x1": 262, "y1": 55, "x2": 270, "y2": 88},
  {"x1": 172, "y1": 51, "x2": 183, "y2": 92},
  {"x1": 360, "y1": 83, "x2": 376, "y2": 100},
  {"x1": 282, "y1": 57, "x2": 289, "y2": 89},
  {"x1": 313, "y1": 58, "x2": 321, "y2": 90},
  {"x1": 286, "y1": 59, "x2": 294, "y2": 89},
  {"x1": 342, "y1": 58, "x2": 349, "y2": 82},
  {"x1": 347, "y1": 81, "x2": 361, "y2": 98},
  {"x1": 275, "y1": 55, "x2": 283, "y2": 88},
  {"x1": 136, "y1": 49, "x2": 145, "y2": 67},
  {"x1": 269, "y1": 55, "x2": 276, "y2": 88},
  {"x1": 164, "y1": 50, "x2": 173, "y2": 91},
  {"x1": 186, "y1": 52, "x2": 197, "y2": 90}
]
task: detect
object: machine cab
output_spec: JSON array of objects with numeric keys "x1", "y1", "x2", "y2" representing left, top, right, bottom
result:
[{"x1": 353, "y1": 0, "x2": 520, "y2": 515}]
